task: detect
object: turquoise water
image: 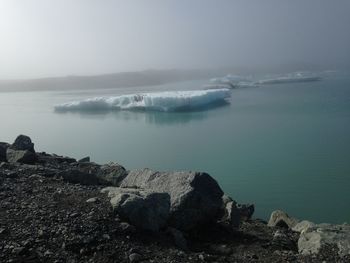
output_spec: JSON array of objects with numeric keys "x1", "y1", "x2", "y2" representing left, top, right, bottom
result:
[{"x1": 1, "y1": 73, "x2": 350, "y2": 223}]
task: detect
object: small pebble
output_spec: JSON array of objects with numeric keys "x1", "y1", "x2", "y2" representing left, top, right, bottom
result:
[
  {"x1": 86, "y1": 197, "x2": 98, "y2": 203},
  {"x1": 102, "y1": 234, "x2": 110, "y2": 240},
  {"x1": 129, "y1": 253, "x2": 142, "y2": 263}
]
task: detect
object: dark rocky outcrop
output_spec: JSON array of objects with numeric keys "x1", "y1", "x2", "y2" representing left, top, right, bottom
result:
[
  {"x1": 6, "y1": 149, "x2": 37, "y2": 164},
  {"x1": 6, "y1": 135, "x2": 37, "y2": 164},
  {"x1": 10, "y1": 135, "x2": 35, "y2": 152},
  {"x1": 222, "y1": 200, "x2": 241, "y2": 228},
  {"x1": 37, "y1": 153, "x2": 76, "y2": 164},
  {"x1": 97, "y1": 163, "x2": 128, "y2": 186},
  {"x1": 78, "y1": 156, "x2": 90, "y2": 163},
  {"x1": 119, "y1": 168, "x2": 224, "y2": 231},
  {"x1": 166, "y1": 227, "x2": 188, "y2": 250},
  {"x1": 237, "y1": 204, "x2": 255, "y2": 221},
  {"x1": 60, "y1": 162, "x2": 127, "y2": 186},
  {"x1": 0, "y1": 142, "x2": 9, "y2": 162},
  {"x1": 220, "y1": 195, "x2": 254, "y2": 228},
  {"x1": 59, "y1": 169, "x2": 101, "y2": 185}
]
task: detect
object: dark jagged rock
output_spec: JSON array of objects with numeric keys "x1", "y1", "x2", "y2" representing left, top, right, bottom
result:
[
  {"x1": 120, "y1": 168, "x2": 224, "y2": 231},
  {"x1": 6, "y1": 135, "x2": 37, "y2": 164},
  {"x1": 129, "y1": 253, "x2": 142, "y2": 263},
  {"x1": 220, "y1": 195, "x2": 254, "y2": 228},
  {"x1": 58, "y1": 169, "x2": 101, "y2": 185},
  {"x1": 272, "y1": 229, "x2": 298, "y2": 250},
  {"x1": 60, "y1": 162, "x2": 127, "y2": 186},
  {"x1": 167, "y1": 227, "x2": 188, "y2": 250},
  {"x1": 6, "y1": 149, "x2": 37, "y2": 164},
  {"x1": 9, "y1": 135, "x2": 35, "y2": 152},
  {"x1": 223, "y1": 200, "x2": 241, "y2": 228},
  {"x1": 96, "y1": 163, "x2": 128, "y2": 186},
  {"x1": 78, "y1": 156, "x2": 90, "y2": 163},
  {"x1": 0, "y1": 142, "x2": 9, "y2": 162},
  {"x1": 237, "y1": 203, "x2": 255, "y2": 221},
  {"x1": 37, "y1": 152, "x2": 76, "y2": 164}
]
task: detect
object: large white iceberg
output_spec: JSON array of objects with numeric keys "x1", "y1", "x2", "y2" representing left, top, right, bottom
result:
[{"x1": 54, "y1": 89, "x2": 231, "y2": 112}]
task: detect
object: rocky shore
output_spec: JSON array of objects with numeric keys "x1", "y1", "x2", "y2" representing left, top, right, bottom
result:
[{"x1": 1, "y1": 135, "x2": 349, "y2": 263}]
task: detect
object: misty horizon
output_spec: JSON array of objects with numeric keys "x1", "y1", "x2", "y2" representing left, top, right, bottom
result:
[{"x1": 1, "y1": 0, "x2": 350, "y2": 79}]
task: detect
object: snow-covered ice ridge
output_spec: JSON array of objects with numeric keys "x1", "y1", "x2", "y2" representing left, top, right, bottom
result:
[
  {"x1": 54, "y1": 89, "x2": 231, "y2": 112},
  {"x1": 209, "y1": 72, "x2": 322, "y2": 88},
  {"x1": 255, "y1": 74, "x2": 321, "y2": 85}
]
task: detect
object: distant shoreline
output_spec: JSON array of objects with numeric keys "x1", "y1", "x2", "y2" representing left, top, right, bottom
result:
[
  {"x1": 0, "y1": 66, "x2": 334, "y2": 92},
  {"x1": 0, "y1": 69, "x2": 215, "y2": 93}
]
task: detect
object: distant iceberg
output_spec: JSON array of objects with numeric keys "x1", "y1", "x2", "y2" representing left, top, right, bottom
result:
[
  {"x1": 208, "y1": 74, "x2": 256, "y2": 89},
  {"x1": 208, "y1": 72, "x2": 322, "y2": 88},
  {"x1": 54, "y1": 89, "x2": 231, "y2": 112},
  {"x1": 255, "y1": 72, "x2": 321, "y2": 85}
]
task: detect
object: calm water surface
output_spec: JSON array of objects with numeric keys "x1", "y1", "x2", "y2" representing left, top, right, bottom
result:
[{"x1": 1, "y1": 74, "x2": 349, "y2": 223}]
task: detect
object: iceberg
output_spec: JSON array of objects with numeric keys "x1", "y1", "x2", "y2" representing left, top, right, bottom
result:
[
  {"x1": 209, "y1": 77, "x2": 237, "y2": 89},
  {"x1": 209, "y1": 72, "x2": 322, "y2": 88},
  {"x1": 54, "y1": 89, "x2": 231, "y2": 112},
  {"x1": 255, "y1": 72, "x2": 321, "y2": 85},
  {"x1": 209, "y1": 74, "x2": 256, "y2": 89}
]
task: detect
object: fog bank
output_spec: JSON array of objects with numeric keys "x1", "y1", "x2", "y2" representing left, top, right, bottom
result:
[{"x1": 1, "y1": 0, "x2": 349, "y2": 79}]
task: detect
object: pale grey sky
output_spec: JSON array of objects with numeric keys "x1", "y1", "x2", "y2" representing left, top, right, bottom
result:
[{"x1": 0, "y1": 0, "x2": 349, "y2": 79}]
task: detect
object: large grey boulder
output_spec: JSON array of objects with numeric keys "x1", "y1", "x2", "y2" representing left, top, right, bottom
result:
[
  {"x1": 102, "y1": 187, "x2": 170, "y2": 232},
  {"x1": 119, "y1": 168, "x2": 224, "y2": 231},
  {"x1": 6, "y1": 135, "x2": 37, "y2": 164},
  {"x1": 60, "y1": 162, "x2": 127, "y2": 186},
  {"x1": 298, "y1": 223, "x2": 350, "y2": 257},
  {"x1": 0, "y1": 142, "x2": 9, "y2": 162},
  {"x1": 268, "y1": 210, "x2": 299, "y2": 229}
]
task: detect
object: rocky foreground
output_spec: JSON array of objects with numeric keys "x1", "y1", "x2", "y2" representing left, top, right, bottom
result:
[{"x1": 0, "y1": 135, "x2": 349, "y2": 263}]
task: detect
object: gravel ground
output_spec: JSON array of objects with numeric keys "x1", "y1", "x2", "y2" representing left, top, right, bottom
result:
[{"x1": 0, "y1": 158, "x2": 349, "y2": 263}]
